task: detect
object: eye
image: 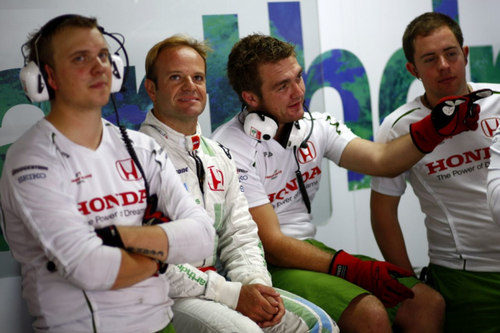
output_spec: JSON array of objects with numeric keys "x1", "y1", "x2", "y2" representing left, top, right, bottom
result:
[
  {"x1": 423, "y1": 56, "x2": 436, "y2": 64},
  {"x1": 446, "y1": 50, "x2": 458, "y2": 60},
  {"x1": 194, "y1": 75, "x2": 205, "y2": 82},
  {"x1": 169, "y1": 74, "x2": 181, "y2": 81},
  {"x1": 98, "y1": 51, "x2": 110, "y2": 62},
  {"x1": 73, "y1": 55, "x2": 87, "y2": 63}
]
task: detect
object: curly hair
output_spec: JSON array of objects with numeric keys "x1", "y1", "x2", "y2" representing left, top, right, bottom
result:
[
  {"x1": 227, "y1": 34, "x2": 296, "y2": 103},
  {"x1": 403, "y1": 12, "x2": 463, "y2": 64}
]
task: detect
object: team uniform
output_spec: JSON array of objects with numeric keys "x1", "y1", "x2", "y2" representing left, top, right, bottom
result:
[
  {"x1": 140, "y1": 110, "x2": 337, "y2": 333},
  {"x1": 0, "y1": 118, "x2": 215, "y2": 333},
  {"x1": 212, "y1": 110, "x2": 419, "y2": 322},
  {"x1": 372, "y1": 82, "x2": 500, "y2": 332}
]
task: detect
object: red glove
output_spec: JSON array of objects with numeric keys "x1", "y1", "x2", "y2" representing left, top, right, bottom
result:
[
  {"x1": 329, "y1": 250, "x2": 415, "y2": 308},
  {"x1": 410, "y1": 88, "x2": 492, "y2": 153},
  {"x1": 143, "y1": 194, "x2": 170, "y2": 225}
]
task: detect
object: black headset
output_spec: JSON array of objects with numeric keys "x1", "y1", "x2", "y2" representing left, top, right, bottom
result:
[{"x1": 19, "y1": 14, "x2": 125, "y2": 103}]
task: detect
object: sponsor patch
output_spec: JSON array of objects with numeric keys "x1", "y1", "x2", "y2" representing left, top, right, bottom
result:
[
  {"x1": 17, "y1": 172, "x2": 46, "y2": 183},
  {"x1": 12, "y1": 165, "x2": 48, "y2": 176},
  {"x1": 71, "y1": 172, "x2": 92, "y2": 184},
  {"x1": 177, "y1": 167, "x2": 189, "y2": 174}
]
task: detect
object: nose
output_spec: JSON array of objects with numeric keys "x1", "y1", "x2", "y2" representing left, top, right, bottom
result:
[
  {"x1": 291, "y1": 79, "x2": 305, "y2": 100},
  {"x1": 181, "y1": 76, "x2": 196, "y2": 91},
  {"x1": 92, "y1": 55, "x2": 108, "y2": 75},
  {"x1": 437, "y1": 55, "x2": 450, "y2": 70}
]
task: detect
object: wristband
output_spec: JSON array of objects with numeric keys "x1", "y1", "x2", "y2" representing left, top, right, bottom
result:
[
  {"x1": 154, "y1": 260, "x2": 168, "y2": 276},
  {"x1": 95, "y1": 225, "x2": 125, "y2": 248},
  {"x1": 328, "y1": 250, "x2": 342, "y2": 274}
]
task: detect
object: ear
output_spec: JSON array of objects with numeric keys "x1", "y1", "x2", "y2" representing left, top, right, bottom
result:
[
  {"x1": 462, "y1": 46, "x2": 469, "y2": 65},
  {"x1": 241, "y1": 90, "x2": 260, "y2": 109},
  {"x1": 44, "y1": 64, "x2": 58, "y2": 91},
  {"x1": 406, "y1": 62, "x2": 419, "y2": 79},
  {"x1": 144, "y1": 78, "x2": 157, "y2": 103}
]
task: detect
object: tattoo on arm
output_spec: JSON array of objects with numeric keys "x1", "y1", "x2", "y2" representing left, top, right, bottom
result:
[{"x1": 126, "y1": 246, "x2": 165, "y2": 259}]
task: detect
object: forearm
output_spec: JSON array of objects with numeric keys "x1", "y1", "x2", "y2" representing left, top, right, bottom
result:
[
  {"x1": 111, "y1": 249, "x2": 158, "y2": 289},
  {"x1": 377, "y1": 134, "x2": 424, "y2": 176},
  {"x1": 371, "y1": 220, "x2": 414, "y2": 272},
  {"x1": 264, "y1": 234, "x2": 332, "y2": 273},
  {"x1": 340, "y1": 135, "x2": 424, "y2": 178},
  {"x1": 115, "y1": 225, "x2": 168, "y2": 262},
  {"x1": 370, "y1": 191, "x2": 414, "y2": 272},
  {"x1": 166, "y1": 264, "x2": 242, "y2": 309}
]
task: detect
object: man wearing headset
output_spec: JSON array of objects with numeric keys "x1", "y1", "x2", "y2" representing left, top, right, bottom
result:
[
  {"x1": 372, "y1": 12, "x2": 500, "y2": 332},
  {"x1": 139, "y1": 34, "x2": 337, "y2": 333},
  {"x1": 0, "y1": 14, "x2": 215, "y2": 333},
  {"x1": 212, "y1": 33, "x2": 490, "y2": 332}
]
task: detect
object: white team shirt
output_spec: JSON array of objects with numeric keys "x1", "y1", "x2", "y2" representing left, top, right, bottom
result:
[
  {"x1": 371, "y1": 82, "x2": 500, "y2": 271},
  {"x1": 0, "y1": 118, "x2": 214, "y2": 332},
  {"x1": 487, "y1": 127, "x2": 500, "y2": 226},
  {"x1": 212, "y1": 111, "x2": 357, "y2": 240}
]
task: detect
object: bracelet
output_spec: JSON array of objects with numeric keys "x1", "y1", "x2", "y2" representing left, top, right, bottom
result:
[{"x1": 155, "y1": 260, "x2": 168, "y2": 275}]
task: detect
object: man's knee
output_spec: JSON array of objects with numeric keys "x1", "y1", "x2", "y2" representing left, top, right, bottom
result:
[
  {"x1": 395, "y1": 283, "x2": 445, "y2": 331},
  {"x1": 338, "y1": 294, "x2": 391, "y2": 333}
]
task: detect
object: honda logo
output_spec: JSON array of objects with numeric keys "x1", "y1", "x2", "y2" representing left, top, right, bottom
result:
[
  {"x1": 481, "y1": 117, "x2": 500, "y2": 137},
  {"x1": 207, "y1": 166, "x2": 224, "y2": 191},
  {"x1": 296, "y1": 141, "x2": 317, "y2": 164},
  {"x1": 116, "y1": 158, "x2": 142, "y2": 181}
]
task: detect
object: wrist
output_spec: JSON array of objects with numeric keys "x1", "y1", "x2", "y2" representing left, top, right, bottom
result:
[
  {"x1": 153, "y1": 260, "x2": 168, "y2": 277},
  {"x1": 95, "y1": 225, "x2": 125, "y2": 248},
  {"x1": 328, "y1": 250, "x2": 343, "y2": 275},
  {"x1": 409, "y1": 115, "x2": 444, "y2": 153}
]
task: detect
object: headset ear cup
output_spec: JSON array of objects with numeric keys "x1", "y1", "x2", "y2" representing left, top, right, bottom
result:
[
  {"x1": 287, "y1": 119, "x2": 308, "y2": 149},
  {"x1": 243, "y1": 112, "x2": 278, "y2": 141},
  {"x1": 19, "y1": 61, "x2": 50, "y2": 102},
  {"x1": 110, "y1": 54, "x2": 124, "y2": 93}
]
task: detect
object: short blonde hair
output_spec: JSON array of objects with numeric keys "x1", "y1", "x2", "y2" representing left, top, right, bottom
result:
[{"x1": 145, "y1": 34, "x2": 211, "y2": 83}]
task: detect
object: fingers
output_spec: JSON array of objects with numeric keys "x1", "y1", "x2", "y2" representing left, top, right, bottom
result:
[
  {"x1": 386, "y1": 263, "x2": 414, "y2": 278},
  {"x1": 236, "y1": 285, "x2": 275, "y2": 323},
  {"x1": 273, "y1": 295, "x2": 286, "y2": 323},
  {"x1": 467, "y1": 88, "x2": 493, "y2": 102},
  {"x1": 464, "y1": 104, "x2": 480, "y2": 130},
  {"x1": 255, "y1": 284, "x2": 280, "y2": 298},
  {"x1": 260, "y1": 294, "x2": 279, "y2": 317},
  {"x1": 380, "y1": 282, "x2": 415, "y2": 308},
  {"x1": 258, "y1": 295, "x2": 285, "y2": 328}
]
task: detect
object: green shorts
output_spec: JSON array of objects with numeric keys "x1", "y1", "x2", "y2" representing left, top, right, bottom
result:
[
  {"x1": 427, "y1": 263, "x2": 500, "y2": 333},
  {"x1": 156, "y1": 323, "x2": 175, "y2": 333},
  {"x1": 268, "y1": 239, "x2": 418, "y2": 323}
]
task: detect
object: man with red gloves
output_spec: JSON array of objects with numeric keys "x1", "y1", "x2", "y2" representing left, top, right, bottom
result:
[
  {"x1": 372, "y1": 12, "x2": 500, "y2": 332},
  {"x1": 212, "y1": 32, "x2": 488, "y2": 332}
]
